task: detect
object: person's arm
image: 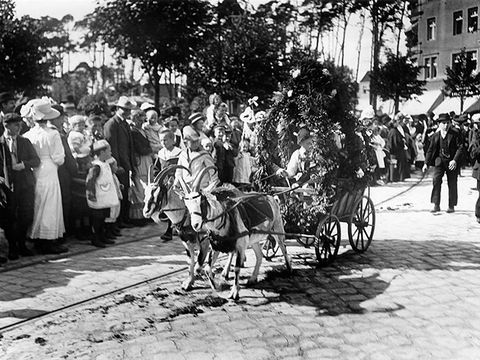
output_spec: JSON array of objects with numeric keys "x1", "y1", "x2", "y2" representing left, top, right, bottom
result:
[
  {"x1": 21, "y1": 137, "x2": 40, "y2": 169},
  {"x1": 453, "y1": 131, "x2": 464, "y2": 164},
  {"x1": 85, "y1": 165, "x2": 100, "y2": 201},
  {"x1": 286, "y1": 151, "x2": 299, "y2": 178},
  {"x1": 104, "y1": 120, "x2": 120, "y2": 165},
  {"x1": 50, "y1": 131, "x2": 65, "y2": 166}
]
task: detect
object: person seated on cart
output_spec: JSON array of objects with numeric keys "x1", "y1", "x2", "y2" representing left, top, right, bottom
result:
[{"x1": 276, "y1": 128, "x2": 317, "y2": 188}]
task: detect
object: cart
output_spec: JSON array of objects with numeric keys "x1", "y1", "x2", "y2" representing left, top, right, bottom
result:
[{"x1": 262, "y1": 179, "x2": 375, "y2": 266}]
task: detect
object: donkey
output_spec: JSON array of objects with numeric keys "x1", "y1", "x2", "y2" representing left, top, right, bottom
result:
[
  {"x1": 180, "y1": 166, "x2": 292, "y2": 300},
  {"x1": 143, "y1": 164, "x2": 211, "y2": 291}
]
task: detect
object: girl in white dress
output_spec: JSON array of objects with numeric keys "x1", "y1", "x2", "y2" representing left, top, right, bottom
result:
[{"x1": 23, "y1": 100, "x2": 67, "y2": 254}]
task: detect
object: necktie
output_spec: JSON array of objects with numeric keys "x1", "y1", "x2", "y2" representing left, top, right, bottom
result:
[{"x1": 8, "y1": 137, "x2": 17, "y2": 162}]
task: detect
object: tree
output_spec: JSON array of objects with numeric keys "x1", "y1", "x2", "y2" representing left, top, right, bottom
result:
[
  {"x1": 185, "y1": 0, "x2": 297, "y2": 103},
  {"x1": 444, "y1": 48, "x2": 480, "y2": 113},
  {"x1": 0, "y1": 2, "x2": 53, "y2": 95},
  {"x1": 84, "y1": 0, "x2": 212, "y2": 107},
  {"x1": 370, "y1": 52, "x2": 426, "y2": 113},
  {"x1": 354, "y1": 0, "x2": 405, "y2": 110}
]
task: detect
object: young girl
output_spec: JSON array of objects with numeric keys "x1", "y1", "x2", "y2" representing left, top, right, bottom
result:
[
  {"x1": 68, "y1": 115, "x2": 92, "y2": 174},
  {"x1": 233, "y1": 139, "x2": 255, "y2": 191}
]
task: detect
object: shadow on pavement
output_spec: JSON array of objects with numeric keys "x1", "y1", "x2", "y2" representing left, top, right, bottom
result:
[{"x1": 250, "y1": 238, "x2": 480, "y2": 316}]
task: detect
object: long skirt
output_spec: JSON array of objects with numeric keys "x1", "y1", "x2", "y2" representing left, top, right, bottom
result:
[
  {"x1": 29, "y1": 158, "x2": 65, "y2": 240},
  {"x1": 129, "y1": 155, "x2": 153, "y2": 220}
]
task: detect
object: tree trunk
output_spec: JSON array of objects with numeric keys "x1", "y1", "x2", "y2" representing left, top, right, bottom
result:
[
  {"x1": 340, "y1": 13, "x2": 350, "y2": 67},
  {"x1": 371, "y1": 1, "x2": 380, "y2": 110},
  {"x1": 153, "y1": 67, "x2": 160, "y2": 109},
  {"x1": 460, "y1": 96, "x2": 464, "y2": 113},
  {"x1": 394, "y1": 93, "x2": 400, "y2": 114},
  {"x1": 396, "y1": 1, "x2": 406, "y2": 57},
  {"x1": 355, "y1": 10, "x2": 366, "y2": 82}
]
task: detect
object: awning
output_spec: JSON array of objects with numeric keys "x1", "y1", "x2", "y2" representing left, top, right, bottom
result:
[
  {"x1": 400, "y1": 90, "x2": 444, "y2": 115},
  {"x1": 465, "y1": 97, "x2": 480, "y2": 114},
  {"x1": 433, "y1": 96, "x2": 479, "y2": 115}
]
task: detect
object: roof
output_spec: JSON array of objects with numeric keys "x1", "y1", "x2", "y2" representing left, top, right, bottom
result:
[{"x1": 359, "y1": 71, "x2": 371, "y2": 83}]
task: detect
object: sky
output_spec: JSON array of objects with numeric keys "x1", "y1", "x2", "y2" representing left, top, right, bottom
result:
[{"x1": 14, "y1": 0, "x2": 394, "y2": 83}]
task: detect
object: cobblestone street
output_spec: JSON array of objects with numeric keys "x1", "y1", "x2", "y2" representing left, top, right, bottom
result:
[{"x1": 1, "y1": 170, "x2": 480, "y2": 359}]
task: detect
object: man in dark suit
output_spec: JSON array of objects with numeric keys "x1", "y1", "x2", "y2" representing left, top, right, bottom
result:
[
  {"x1": 423, "y1": 113, "x2": 464, "y2": 213},
  {"x1": 387, "y1": 114, "x2": 409, "y2": 182},
  {"x1": 49, "y1": 105, "x2": 78, "y2": 237},
  {"x1": 103, "y1": 96, "x2": 135, "y2": 227},
  {"x1": 3, "y1": 113, "x2": 40, "y2": 258}
]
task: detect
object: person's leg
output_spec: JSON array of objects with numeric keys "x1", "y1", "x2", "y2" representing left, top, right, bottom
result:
[
  {"x1": 16, "y1": 187, "x2": 35, "y2": 256},
  {"x1": 117, "y1": 171, "x2": 132, "y2": 227},
  {"x1": 431, "y1": 164, "x2": 445, "y2": 210},
  {"x1": 476, "y1": 180, "x2": 480, "y2": 221},
  {"x1": 446, "y1": 168, "x2": 459, "y2": 210},
  {"x1": 90, "y1": 208, "x2": 106, "y2": 248}
]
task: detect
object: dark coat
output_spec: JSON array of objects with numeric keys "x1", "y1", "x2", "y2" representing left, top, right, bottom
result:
[
  {"x1": 425, "y1": 127, "x2": 464, "y2": 167},
  {"x1": 10, "y1": 136, "x2": 40, "y2": 191},
  {"x1": 103, "y1": 114, "x2": 135, "y2": 173},
  {"x1": 57, "y1": 128, "x2": 78, "y2": 195},
  {"x1": 131, "y1": 127, "x2": 152, "y2": 160}
]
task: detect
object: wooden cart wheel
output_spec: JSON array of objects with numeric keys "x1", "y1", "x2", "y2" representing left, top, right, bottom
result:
[
  {"x1": 262, "y1": 234, "x2": 279, "y2": 261},
  {"x1": 348, "y1": 195, "x2": 375, "y2": 252},
  {"x1": 315, "y1": 214, "x2": 341, "y2": 266}
]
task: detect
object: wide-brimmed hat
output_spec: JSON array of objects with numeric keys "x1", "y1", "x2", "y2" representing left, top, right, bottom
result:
[
  {"x1": 31, "y1": 100, "x2": 61, "y2": 121},
  {"x1": 188, "y1": 112, "x2": 204, "y2": 126},
  {"x1": 435, "y1": 113, "x2": 450, "y2": 123},
  {"x1": 51, "y1": 104, "x2": 65, "y2": 117},
  {"x1": 360, "y1": 105, "x2": 375, "y2": 120},
  {"x1": 183, "y1": 125, "x2": 200, "y2": 141},
  {"x1": 68, "y1": 115, "x2": 86, "y2": 126},
  {"x1": 3, "y1": 113, "x2": 22, "y2": 124},
  {"x1": 93, "y1": 139, "x2": 110, "y2": 152},
  {"x1": 140, "y1": 102, "x2": 157, "y2": 113},
  {"x1": 297, "y1": 128, "x2": 313, "y2": 145},
  {"x1": 115, "y1": 96, "x2": 136, "y2": 110}
]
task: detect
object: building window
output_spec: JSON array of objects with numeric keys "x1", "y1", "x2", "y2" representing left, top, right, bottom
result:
[
  {"x1": 427, "y1": 17, "x2": 436, "y2": 40},
  {"x1": 452, "y1": 50, "x2": 478, "y2": 72},
  {"x1": 453, "y1": 10, "x2": 463, "y2": 35},
  {"x1": 424, "y1": 58, "x2": 430, "y2": 79},
  {"x1": 424, "y1": 57, "x2": 437, "y2": 79},
  {"x1": 468, "y1": 7, "x2": 478, "y2": 33}
]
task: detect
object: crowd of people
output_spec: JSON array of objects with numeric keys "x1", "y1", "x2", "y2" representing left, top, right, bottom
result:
[
  {"x1": 1, "y1": 88, "x2": 480, "y2": 265},
  {"x1": 0, "y1": 92, "x2": 263, "y2": 264},
  {"x1": 359, "y1": 105, "x2": 480, "y2": 216}
]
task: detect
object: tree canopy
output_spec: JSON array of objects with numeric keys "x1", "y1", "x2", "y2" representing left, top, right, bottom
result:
[
  {"x1": 444, "y1": 48, "x2": 480, "y2": 113},
  {"x1": 370, "y1": 52, "x2": 426, "y2": 113}
]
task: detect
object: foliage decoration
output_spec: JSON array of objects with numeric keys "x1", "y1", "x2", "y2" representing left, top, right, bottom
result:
[{"x1": 253, "y1": 58, "x2": 361, "y2": 234}]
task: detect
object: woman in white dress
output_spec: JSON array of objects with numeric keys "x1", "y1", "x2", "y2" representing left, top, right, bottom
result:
[{"x1": 23, "y1": 99, "x2": 68, "y2": 254}]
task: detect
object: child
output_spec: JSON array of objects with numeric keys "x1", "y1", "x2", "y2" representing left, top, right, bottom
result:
[
  {"x1": 167, "y1": 117, "x2": 184, "y2": 149},
  {"x1": 233, "y1": 139, "x2": 255, "y2": 191},
  {"x1": 157, "y1": 129, "x2": 182, "y2": 241},
  {"x1": 222, "y1": 126, "x2": 237, "y2": 184},
  {"x1": 212, "y1": 125, "x2": 226, "y2": 182},
  {"x1": 104, "y1": 156, "x2": 123, "y2": 240},
  {"x1": 68, "y1": 115, "x2": 92, "y2": 174},
  {"x1": 201, "y1": 138, "x2": 213, "y2": 154},
  {"x1": 86, "y1": 140, "x2": 120, "y2": 248}
]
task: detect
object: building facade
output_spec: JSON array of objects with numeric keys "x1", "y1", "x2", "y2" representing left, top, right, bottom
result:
[{"x1": 409, "y1": 0, "x2": 479, "y2": 92}]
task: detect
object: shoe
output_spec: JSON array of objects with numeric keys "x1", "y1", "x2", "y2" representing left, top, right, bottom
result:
[
  {"x1": 0, "y1": 256, "x2": 7, "y2": 264},
  {"x1": 111, "y1": 226, "x2": 121, "y2": 236},
  {"x1": 102, "y1": 238, "x2": 115, "y2": 245},
  {"x1": 41, "y1": 242, "x2": 69, "y2": 255},
  {"x1": 91, "y1": 240, "x2": 106, "y2": 248},
  {"x1": 19, "y1": 247, "x2": 34, "y2": 257},
  {"x1": 446, "y1": 207, "x2": 455, "y2": 213},
  {"x1": 477, "y1": 217, "x2": 480, "y2": 224},
  {"x1": 431, "y1": 205, "x2": 440, "y2": 213}
]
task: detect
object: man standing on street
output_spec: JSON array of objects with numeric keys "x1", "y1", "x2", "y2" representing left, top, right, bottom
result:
[
  {"x1": 103, "y1": 96, "x2": 136, "y2": 228},
  {"x1": 423, "y1": 113, "x2": 464, "y2": 213}
]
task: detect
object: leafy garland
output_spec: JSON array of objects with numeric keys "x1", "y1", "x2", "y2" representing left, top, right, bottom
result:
[{"x1": 253, "y1": 58, "x2": 364, "y2": 234}]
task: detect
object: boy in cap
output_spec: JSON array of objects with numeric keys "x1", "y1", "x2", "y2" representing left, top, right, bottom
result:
[
  {"x1": 0, "y1": 92, "x2": 16, "y2": 120},
  {"x1": 2, "y1": 113, "x2": 40, "y2": 258},
  {"x1": 86, "y1": 140, "x2": 120, "y2": 247}
]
